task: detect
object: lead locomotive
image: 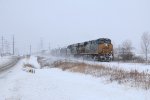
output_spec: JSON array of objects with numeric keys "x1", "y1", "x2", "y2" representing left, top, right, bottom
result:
[{"x1": 67, "y1": 38, "x2": 113, "y2": 61}]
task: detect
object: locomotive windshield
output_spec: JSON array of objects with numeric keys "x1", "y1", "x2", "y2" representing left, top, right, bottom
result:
[
  {"x1": 96, "y1": 38, "x2": 111, "y2": 44},
  {"x1": 104, "y1": 39, "x2": 111, "y2": 44}
]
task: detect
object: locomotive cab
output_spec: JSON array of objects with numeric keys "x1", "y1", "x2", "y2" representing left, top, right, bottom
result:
[{"x1": 96, "y1": 38, "x2": 113, "y2": 61}]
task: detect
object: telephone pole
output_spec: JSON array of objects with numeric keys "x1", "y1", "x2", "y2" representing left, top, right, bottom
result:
[
  {"x1": 1, "y1": 36, "x2": 4, "y2": 56},
  {"x1": 49, "y1": 42, "x2": 51, "y2": 52},
  {"x1": 12, "y1": 35, "x2": 15, "y2": 55},
  {"x1": 30, "y1": 45, "x2": 32, "y2": 55},
  {"x1": 40, "y1": 38, "x2": 43, "y2": 52}
]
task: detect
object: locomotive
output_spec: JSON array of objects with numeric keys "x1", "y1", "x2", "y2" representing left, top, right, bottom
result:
[{"x1": 67, "y1": 38, "x2": 113, "y2": 61}]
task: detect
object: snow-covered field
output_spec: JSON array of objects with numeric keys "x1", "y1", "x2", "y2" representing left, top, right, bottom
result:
[
  {"x1": 94, "y1": 61, "x2": 150, "y2": 73},
  {"x1": 0, "y1": 56, "x2": 149, "y2": 100},
  {"x1": 48, "y1": 56, "x2": 150, "y2": 73}
]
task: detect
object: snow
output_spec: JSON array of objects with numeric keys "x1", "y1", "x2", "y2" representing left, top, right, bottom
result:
[
  {"x1": 50, "y1": 56, "x2": 150, "y2": 73},
  {"x1": 0, "y1": 56, "x2": 19, "y2": 70},
  {"x1": 0, "y1": 56, "x2": 149, "y2": 100},
  {"x1": 97, "y1": 62, "x2": 150, "y2": 73},
  {"x1": 23, "y1": 56, "x2": 41, "y2": 69},
  {"x1": 81, "y1": 61, "x2": 150, "y2": 73},
  {"x1": 0, "y1": 56, "x2": 14, "y2": 67}
]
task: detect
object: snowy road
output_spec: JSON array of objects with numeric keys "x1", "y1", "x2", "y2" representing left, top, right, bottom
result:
[
  {"x1": 0, "y1": 56, "x2": 149, "y2": 100},
  {"x1": 0, "y1": 56, "x2": 19, "y2": 73}
]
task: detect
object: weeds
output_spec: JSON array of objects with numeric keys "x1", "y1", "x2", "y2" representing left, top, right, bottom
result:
[
  {"x1": 51, "y1": 60, "x2": 150, "y2": 90},
  {"x1": 37, "y1": 56, "x2": 52, "y2": 68}
]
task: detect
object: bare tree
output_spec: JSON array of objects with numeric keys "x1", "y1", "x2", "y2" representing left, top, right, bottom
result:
[
  {"x1": 119, "y1": 40, "x2": 133, "y2": 61},
  {"x1": 141, "y1": 32, "x2": 150, "y2": 62},
  {"x1": 122, "y1": 40, "x2": 133, "y2": 53}
]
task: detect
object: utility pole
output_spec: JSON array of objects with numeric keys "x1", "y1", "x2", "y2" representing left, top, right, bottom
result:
[
  {"x1": 40, "y1": 39, "x2": 43, "y2": 52},
  {"x1": 30, "y1": 45, "x2": 32, "y2": 55},
  {"x1": 13, "y1": 35, "x2": 15, "y2": 55},
  {"x1": 49, "y1": 42, "x2": 51, "y2": 52},
  {"x1": 1, "y1": 36, "x2": 4, "y2": 56},
  {"x1": 5, "y1": 40, "x2": 10, "y2": 54}
]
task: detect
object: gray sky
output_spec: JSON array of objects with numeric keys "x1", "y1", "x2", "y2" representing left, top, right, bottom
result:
[{"x1": 0, "y1": 0, "x2": 150, "y2": 54}]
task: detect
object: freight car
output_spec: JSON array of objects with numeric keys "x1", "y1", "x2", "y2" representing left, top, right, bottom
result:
[{"x1": 67, "y1": 38, "x2": 113, "y2": 61}]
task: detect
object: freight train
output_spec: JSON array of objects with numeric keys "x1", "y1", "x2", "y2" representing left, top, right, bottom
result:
[{"x1": 66, "y1": 38, "x2": 114, "y2": 61}]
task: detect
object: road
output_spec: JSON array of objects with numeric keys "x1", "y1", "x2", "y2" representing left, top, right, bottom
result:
[{"x1": 0, "y1": 56, "x2": 19, "y2": 73}]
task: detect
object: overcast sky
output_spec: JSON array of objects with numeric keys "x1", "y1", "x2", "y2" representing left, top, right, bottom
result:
[{"x1": 0, "y1": 0, "x2": 150, "y2": 54}]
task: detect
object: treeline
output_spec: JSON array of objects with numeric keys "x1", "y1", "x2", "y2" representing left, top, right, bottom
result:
[{"x1": 114, "y1": 32, "x2": 150, "y2": 63}]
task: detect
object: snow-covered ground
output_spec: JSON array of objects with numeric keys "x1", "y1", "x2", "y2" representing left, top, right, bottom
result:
[
  {"x1": 23, "y1": 56, "x2": 41, "y2": 69},
  {"x1": 48, "y1": 56, "x2": 150, "y2": 73},
  {"x1": 97, "y1": 61, "x2": 150, "y2": 73},
  {"x1": 0, "y1": 56, "x2": 149, "y2": 100}
]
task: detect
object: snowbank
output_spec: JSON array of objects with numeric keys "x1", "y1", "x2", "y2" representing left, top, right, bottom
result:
[{"x1": 23, "y1": 56, "x2": 40, "y2": 69}]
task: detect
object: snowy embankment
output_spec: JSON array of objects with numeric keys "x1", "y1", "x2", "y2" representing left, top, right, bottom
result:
[
  {"x1": 0, "y1": 56, "x2": 149, "y2": 100},
  {"x1": 0, "y1": 56, "x2": 19, "y2": 72}
]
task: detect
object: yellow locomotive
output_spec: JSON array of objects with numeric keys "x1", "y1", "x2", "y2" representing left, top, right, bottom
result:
[{"x1": 67, "y1": 38, "x2": 113, "y2": 61}]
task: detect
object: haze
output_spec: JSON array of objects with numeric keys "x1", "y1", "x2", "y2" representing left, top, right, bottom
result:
[{"x1": 0, "y1": 0, "x2": 150, "y2": 54}]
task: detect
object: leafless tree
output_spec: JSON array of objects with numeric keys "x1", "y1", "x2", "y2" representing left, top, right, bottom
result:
[
  {"x1": 141, "y1": 32, "x2": 150, "y2": 62},
  {"x1": 122, "y1": 40, "x2": 133, "y2": 53},
  {"x1": 119, "y1": 40, "x2": 133, "y2": 61}
]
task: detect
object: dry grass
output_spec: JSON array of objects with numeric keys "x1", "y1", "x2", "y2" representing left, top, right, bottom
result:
[
  {"x1": 23, "y1": 63, "x2": 35, "y2": 73},
  {"x1": 23, "y1": 63, "x2": 35, "y2": 68},
  {"x1": 51, "y1": 60, "x2": 150, "y2": 90}
]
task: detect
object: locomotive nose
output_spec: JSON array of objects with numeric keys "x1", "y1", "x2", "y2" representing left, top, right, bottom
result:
[
  {"x1": 104, "y1": 43, "x2": 109, "y2": 48},
  {"x1": 101, "y1": 43, "x2": 112, "y2": 54},
  {"x1": 105, "y1": 43, "x2": 108, "y2": 47}
]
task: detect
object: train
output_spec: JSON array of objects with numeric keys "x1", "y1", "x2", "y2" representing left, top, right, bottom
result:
[{"x1": 66, "y1": 38, "x2": 114, "y2": 61}]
